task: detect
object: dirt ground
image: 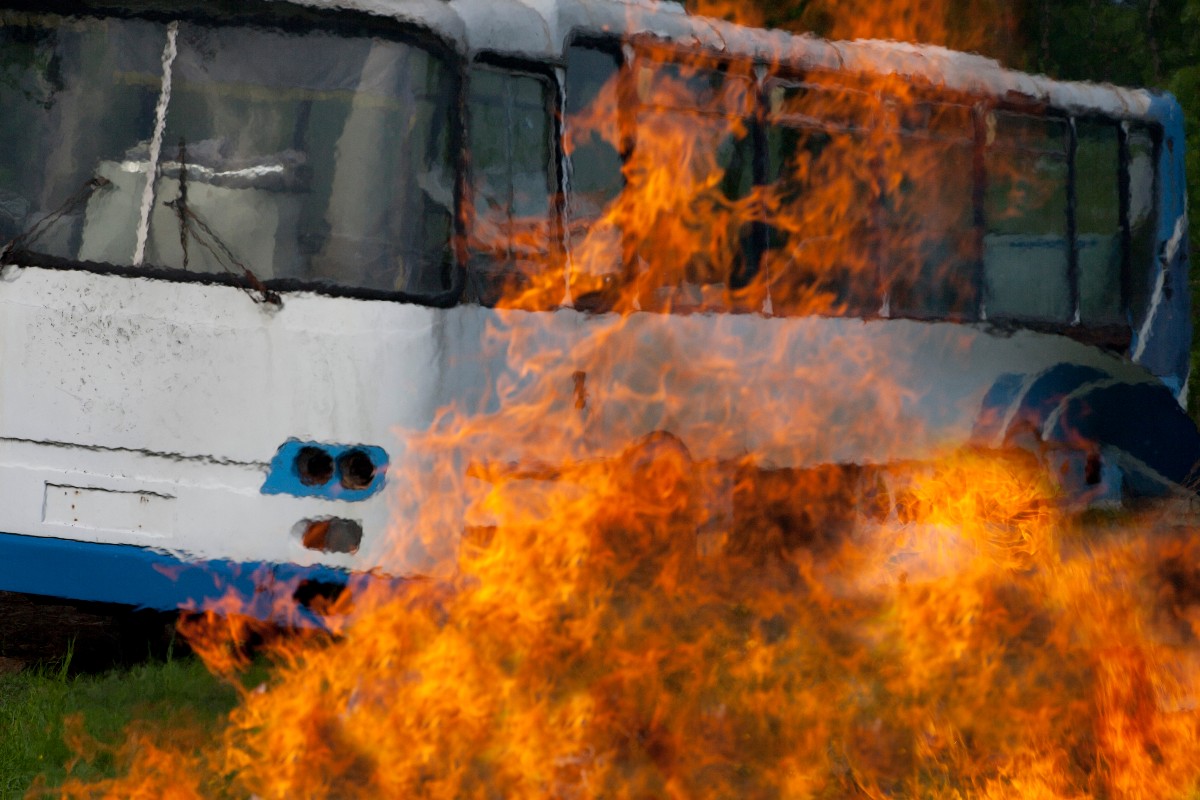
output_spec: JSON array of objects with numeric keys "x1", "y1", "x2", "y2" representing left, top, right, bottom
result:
[{"x1": 0, "y1": 591, "x2": 179, "y2": 674}]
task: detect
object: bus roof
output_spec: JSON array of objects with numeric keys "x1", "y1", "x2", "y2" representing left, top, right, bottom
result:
[{"x1": 293, "y1": 0, "x2": 1156, "y2": 119}]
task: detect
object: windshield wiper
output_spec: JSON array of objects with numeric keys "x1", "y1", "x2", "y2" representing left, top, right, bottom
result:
[{"x1": 165, "y1": 140, "x2": 281, "y2": 307}]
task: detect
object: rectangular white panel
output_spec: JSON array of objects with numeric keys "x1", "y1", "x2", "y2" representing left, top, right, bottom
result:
[{"x1": 43, "y1": 484, "x2": 175, "y2": 538}]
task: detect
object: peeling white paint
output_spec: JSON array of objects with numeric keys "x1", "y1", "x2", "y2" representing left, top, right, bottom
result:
[
  {"x1": 133, "y1": 21, "x2": 178, "y2": 267},
  {"x1": 1132, "y1": 213, "x2": 1186, "y2": 364}
]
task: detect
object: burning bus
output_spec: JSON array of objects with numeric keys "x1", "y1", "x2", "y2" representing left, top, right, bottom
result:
[{"x1": 0, "y1": 0, "x2": 1193, "y2": 618}]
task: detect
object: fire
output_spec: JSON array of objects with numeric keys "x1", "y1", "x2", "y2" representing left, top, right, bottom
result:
[
  {"x1": 50, "y1": 450, "x2": 1200, "y2": 798},
  {"x1": 46, "y1": 2, "x2": 1200, "y2": 799}
]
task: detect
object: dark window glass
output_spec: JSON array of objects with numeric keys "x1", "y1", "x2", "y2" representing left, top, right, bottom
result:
[
  {"x1": 1126, "y1": 124, "x2": 1158, "y2": 323},
  {"x1": 0, "y1": 10, "x2": 456, "y2": 297},
  {"x1": 0, "y1": 12, "x2": 161, "y2": 258},
  {"x1": 564, "y1": 45, "x2": 623, "y2": 224},
  {"x1": 983, "y1": 112, "x2": 1071, "y2": 322},
  {"x1": 761, "y1": 80, "x2": 880, "y2": 316},
  {"x1": 466, "y1": 66, "x2": 554, "y2": 304},
  {"x1": 563, "y1": 43, "x2": 623, "y2": 305},
  {"x1": 627, "y1": 59, "x2": 755, "y2": 312},
  {"x1": 884, "y1": 102, "x2": 977, "y2": 318},
  {"x1": 1075, "y1": 120, "x2": 1123, "y2": 326}
]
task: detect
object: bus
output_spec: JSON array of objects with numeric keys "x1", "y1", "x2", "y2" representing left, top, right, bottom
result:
[{"x1": 0, "y1": 0, "x2": 1193, "y2": 619}]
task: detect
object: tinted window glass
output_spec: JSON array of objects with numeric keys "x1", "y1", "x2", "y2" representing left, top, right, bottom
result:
[
  {"x1": 1126, "y1": 124, "x2": 1158, "y2": 324},
  {"x1": 885, "y1": 102, "x2": 977, "y2": 318},
  {"x1": 0, "y1": 12, "x2": 161, "y2": 257},
  {"x1": 563, "y1": 43, "x2": 624, "y2": 304},
  {"x1": 1075, "y1": 120, "x2": 1122, "y2": 326},
  {"x1": 467, "y1": 66, "x2": 554, "y2": 304},
  {"x1": 628, "y1": 60, "x2": 755, "y2": 312},
  {"x1": 762, "y1": 81, "x2": 880, "y2": 316},
  {"x1": 983, "y1": 112, "x2": 1071, "y2": 321},
  {"x1": 1, "y1": 10, "x2": 456, "y2": 297},
  {"x1": 564, "y1": 45, "x2": 623, "y2": 223}
]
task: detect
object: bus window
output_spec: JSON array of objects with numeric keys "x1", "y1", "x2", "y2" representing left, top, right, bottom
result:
[
  {"x1": 466, "y1": 66, "x2": 555, "y2": 305},
  {"x1": 983, "y1": 112, "x2": 1071, "y2": 322},
  {"x1": 1126, "y1": 124, "x2": 1158, "y2": 324},
  {"x1": 1074, "y1": 120, "x2": 1123, "y2": 326},
  {"x1": 564, "y1": 44, "x2": 623, "y2": 225},
  {"x1": 762, "y1": 80, "x2": 880, "y2": 317},
  {"x1": 294, "y1": 35, "x2": 454, "y2": 296},
  {"x1": 628, "y1": 58, "x2": 755, "y2": 311},
  {"x1": 0, "y1": 13, "x2": 162, "y2": 258},
  {"x1": 885, "y1": 102, "x2": 978, "y2": 319},
  {"x1": 563, "y1": 43, "x2": 624, "y2": 304},
  {"x1": 1, "y1": 10, "x2": 457, "y2": 298}
]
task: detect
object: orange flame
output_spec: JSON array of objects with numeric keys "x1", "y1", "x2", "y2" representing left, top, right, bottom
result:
[{"x1": 51, "y1": 453, "x2": 1200, "y2": 798}]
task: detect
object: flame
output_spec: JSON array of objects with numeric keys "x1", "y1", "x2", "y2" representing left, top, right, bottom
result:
[
  {"x1": 50, "y1": 452, "x2": 1200, "y2": 798},
  {"x1": 47, "y1": 2, "x2": 1200, "y2": 799}
]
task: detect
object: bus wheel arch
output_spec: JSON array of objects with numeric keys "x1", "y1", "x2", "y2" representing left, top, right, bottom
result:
[{"x1": 605, "y1": 430, "x2": 699, "y2": 585}]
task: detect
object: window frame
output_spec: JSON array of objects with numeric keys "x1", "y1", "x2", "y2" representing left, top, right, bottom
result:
[
  {"x1": 560, "y1": 33, "x2": 766, "y2": 313},
  {"x1": 979, "y1": 99, "x2": 1160, "y2": 351},
  {"x1": 561, "y1": 35, "x2": 628, "y2": 229},
  {"x1": 757, "y1": 70, "x2": 887, "y2": 318}
]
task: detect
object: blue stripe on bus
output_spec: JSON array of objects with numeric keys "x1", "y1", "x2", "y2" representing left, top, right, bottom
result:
[{"x1": 0, "y1": 531, "x2": 357, "y2": 624}]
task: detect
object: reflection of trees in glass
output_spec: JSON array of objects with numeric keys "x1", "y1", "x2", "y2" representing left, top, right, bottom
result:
[
  {"x1": 466, "y1": 66, "x2": 554, "y2": 305},
  {"x1": 1075, "y1": 121, "x2": 1123, "y2": 325},
  {"x1": 0, "y1": 29, "x2": 61, "y2": 106},
  {"x1": 760, "y1": 81, "x2": 882, "y2": 316}
]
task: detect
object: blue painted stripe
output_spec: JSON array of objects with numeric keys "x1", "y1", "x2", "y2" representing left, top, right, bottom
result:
[{"x1": 0, "y1": 532, "x2": 367, "y2": 625}]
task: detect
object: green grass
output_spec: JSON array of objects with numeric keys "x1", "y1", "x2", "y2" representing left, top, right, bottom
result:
[{"x1": 0, "y1": 650, "x2": 237, "y2": 799}]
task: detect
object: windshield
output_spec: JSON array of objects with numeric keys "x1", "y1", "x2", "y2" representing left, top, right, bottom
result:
[{"x1": 0, "y1": 8, "x2": 456, "y2": 297}]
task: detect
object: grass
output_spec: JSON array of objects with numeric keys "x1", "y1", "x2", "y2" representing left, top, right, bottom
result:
[{"x1": 0, "y1": 645, "x2": 238, "y2": 799}]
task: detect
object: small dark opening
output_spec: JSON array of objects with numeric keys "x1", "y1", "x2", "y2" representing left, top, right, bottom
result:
[
  {"x1": 338, "y1": 449, "x2": 376, "y2": 491},
  {"x1": 300, "y1": 517, "x2": 363, "y2": 554},
  {"x1": 293, "y1": 579, "x2": 349, "y2": 611},
  {"x1": 295, "y1": 446, "x2": 334, "y2": 486},
  {"x1": 1085, "y1": 450, "x2": 1102, "y2": 486}
]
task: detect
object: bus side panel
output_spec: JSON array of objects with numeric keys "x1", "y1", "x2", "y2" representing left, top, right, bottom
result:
[
  {"x1": 467, "y1": 309, "x2": 1167, "y2": 471},
  {"x1": 0, "y1": 268, "x2": 466, "y2": 576}
]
